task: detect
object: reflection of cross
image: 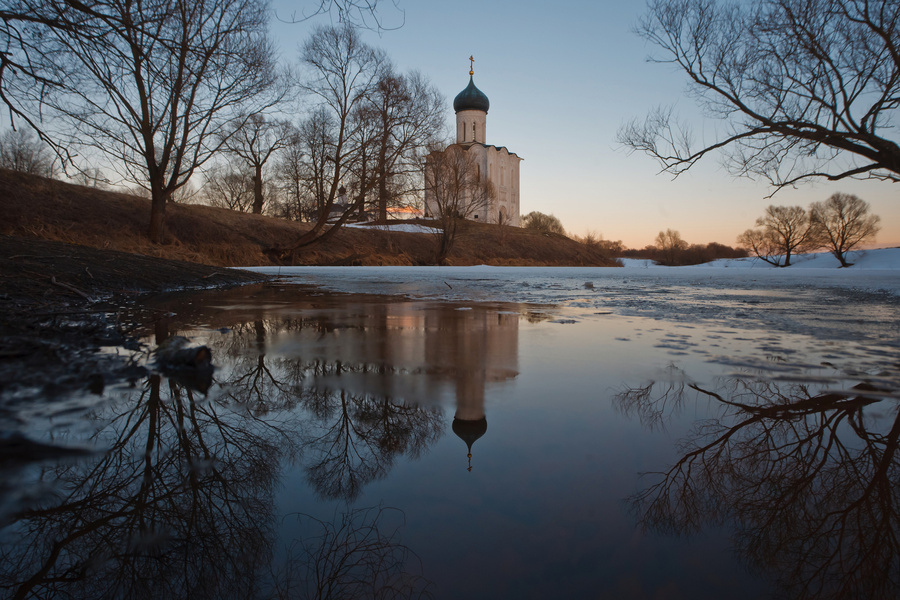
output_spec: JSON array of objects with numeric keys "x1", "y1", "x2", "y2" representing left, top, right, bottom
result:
[{"x1": 469, "y1": 55, "x2": 474, "y2": 76}]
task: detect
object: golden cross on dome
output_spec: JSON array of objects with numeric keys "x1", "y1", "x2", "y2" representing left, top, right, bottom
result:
[{"x1": 469, "y1": 55, "x2": 474, "y2": 76}]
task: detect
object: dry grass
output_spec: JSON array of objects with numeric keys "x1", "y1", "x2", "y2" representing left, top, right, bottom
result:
[{"x1": 0, "y1": 169, "x2": 619, "y2": 267}]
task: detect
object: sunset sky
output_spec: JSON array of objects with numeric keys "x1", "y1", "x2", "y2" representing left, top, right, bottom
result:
[{"x1": 273, "y1": 0, "x2": 899, "y2": 249}]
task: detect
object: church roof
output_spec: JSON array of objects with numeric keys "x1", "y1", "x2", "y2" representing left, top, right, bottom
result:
[
  {"x1": 453, "y1": 75, "x2": 490, "y2": 113},
  {"x1": 444, "y1": 142, "x2": 522, "y2": 160}
]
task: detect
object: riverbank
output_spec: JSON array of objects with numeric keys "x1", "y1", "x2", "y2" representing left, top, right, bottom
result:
[
  {"x1": 0, "y1": 235, "x2": 266, "y2": 400},
  {"x1": 0, "y1": 168, "x2": 618, "y2": 267}
]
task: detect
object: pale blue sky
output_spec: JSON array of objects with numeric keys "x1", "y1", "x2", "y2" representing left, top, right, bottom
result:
[{"x1": 269, "y1": 0, "x2": 899, "y2": 248}]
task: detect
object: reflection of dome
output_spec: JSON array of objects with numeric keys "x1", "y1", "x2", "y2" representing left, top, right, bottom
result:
[
  {"x1": 452, "y1": 417, "x2": 487, "y2": 471},
  {"x1": 453, "y1": 76, "x2": 490, "y2": 113}
]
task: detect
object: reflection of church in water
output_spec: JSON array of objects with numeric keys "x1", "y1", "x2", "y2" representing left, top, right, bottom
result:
[
  {"x1": 300, "y1": 299, "x2": 520, "y2": 471},
  {"x1": 423, "y1": 308, "x2": 519, "y2": 471}
]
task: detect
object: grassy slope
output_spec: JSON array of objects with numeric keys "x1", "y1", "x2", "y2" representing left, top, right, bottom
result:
[{"x1": 0, "y1": 169, "x2": 618, "y2": 267}]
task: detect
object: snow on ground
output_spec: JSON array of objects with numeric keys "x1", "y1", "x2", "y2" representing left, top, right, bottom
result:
[
  {"x1": 249, "y1": 248, "x2": 900, "y2": 299},
  {"x1": 345, "y1": 222, "x2": 439, "y2": 234},
  {"x1": 245, "y1": 248, "x2": 900, "y2": 346},
  {"x1": 622, "y1": 247, "x2": 900, "y2": 270}
]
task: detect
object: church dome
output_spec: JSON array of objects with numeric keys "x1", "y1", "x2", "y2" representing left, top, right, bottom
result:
[{"x1": 453, "y1": 76, "x2": 490, "y2": 113}]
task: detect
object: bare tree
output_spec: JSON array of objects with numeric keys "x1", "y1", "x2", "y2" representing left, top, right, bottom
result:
[
  {"x1": 424, "y1": 145, "x2": 495, "y2": 264},
  {"x1": 0, "y1": 127, "x2": 54, "y2": 176},
  {"x1": 274, "y1": 507, "x2": 434, "y2": 600},
  {"x1": 13, "y1": 0, "x2": 279, "y2": 242},
  {"x1": 220, "y1": 114, "x2": 293, "y2": 214},
  {"x1": 356, "y1": 68, "x2": 445, "y2": 222},
  {"x1": 274, "y1": 109, "x2": 335, "y2": 223},
  {"x1": 201, "y1": 163, "x2": 255, "y2": 212},
  {"x1": 0, "y1": 1, "x2": 81, "y2": 148},
  {"x1": 1, "y1": 1, "x2": 393, "y2": 142},
  {"x1": 276, "y1": 0, "x2": 406, "y2": 31},
  {"x1": 738, "y1": 205, "x2": 817, "y2": 266},
  {"x1": 654, "y1": 229, "x2": 689, "y2": 266},
  {"x1": 521, "y1": 211, "x2": 566, "y2": 235},
  {"x1": 809, "y1": 193, "x2": 881, "y2": 267},
  {"x1": 270, "y1": 24, "x2": 383, "y2": 258},
  {"x1": 618, "y1": 0, "x2": 900, "y2": 191}
]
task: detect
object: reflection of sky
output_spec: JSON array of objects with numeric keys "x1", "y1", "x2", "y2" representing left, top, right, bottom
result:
[
  {"x1": 4, "y1": 279, "x2": 899, "y2": 599},
  {"x1": 158, "y1": 283, "x2": 893, "y2": 598},
  {"x1": 269, "y1": 0, "x2": 900, "y2": 249}
]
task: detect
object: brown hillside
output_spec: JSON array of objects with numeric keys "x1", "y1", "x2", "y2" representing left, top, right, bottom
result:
[{"x1": 0, "y1": 169, "x2": 619, "y2": 267}]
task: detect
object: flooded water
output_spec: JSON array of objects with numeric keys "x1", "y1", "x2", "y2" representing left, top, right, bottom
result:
[{"x1": 1, "y1": 269, "x2": 899, "y2": 599}]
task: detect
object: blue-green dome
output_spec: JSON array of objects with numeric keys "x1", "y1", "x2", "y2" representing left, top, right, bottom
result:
[{"x1": 453, "y1": 76, "x2": 490, "y2": 113}]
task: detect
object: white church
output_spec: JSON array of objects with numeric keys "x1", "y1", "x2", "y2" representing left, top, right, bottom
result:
[{"x1": 424, "y1": 59, "x2": 522, "y2": 226}]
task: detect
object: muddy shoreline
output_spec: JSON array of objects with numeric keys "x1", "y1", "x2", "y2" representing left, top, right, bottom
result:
[{"x1": 0, "y1": 235, "x2": 268, "y2": 402}]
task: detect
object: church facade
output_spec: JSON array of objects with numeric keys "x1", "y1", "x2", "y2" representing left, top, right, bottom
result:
[{"x1": 424, "y1": 61, "x2": 522, "y2": 226}]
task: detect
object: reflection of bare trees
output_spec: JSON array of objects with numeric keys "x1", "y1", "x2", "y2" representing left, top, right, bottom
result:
[
  {"x1": 1, "y1": 308, "x2": 445, "y2": 597},
  {"x1": 0, "y1": 374, "x2": 293, "y2": 600},
  {"x1": 204, "y1": 312, "x2": 464, "y2": 500},
  {"x1": 208, "y1": 318, "x2": 446, "y2": 502},
  {"x1": 613, "y1": 364, "x2": 689, "y2": 431},
  {"x1": 617, "y1": 376, "x2": 900, "y2": 599},
  {"x1": 301, "y1": 391, "x2": 443, "y2": 502},
  {"x1": 273, "y1": 506, "x2": 433, "y2": 600}
]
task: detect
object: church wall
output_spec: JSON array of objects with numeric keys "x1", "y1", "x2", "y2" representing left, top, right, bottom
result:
[
  {"x1": 484, "y1": 147, "x2": 521, "y2": 227},
  {"x1": 424, "y1": 144, "x2": 521, "y2": 227}
]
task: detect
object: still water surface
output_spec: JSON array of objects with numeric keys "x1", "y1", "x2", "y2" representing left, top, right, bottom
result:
[{"x1": 1, "y1": 274, "x2": 898, "y2": 599}]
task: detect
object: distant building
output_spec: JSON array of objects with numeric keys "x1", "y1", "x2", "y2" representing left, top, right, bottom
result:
[{"x1": 424, "y1": 58, "x2": 522, "y2": 226}]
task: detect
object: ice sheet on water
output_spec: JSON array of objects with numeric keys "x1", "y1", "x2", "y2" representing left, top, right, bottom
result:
[{"x1": 245, "y1": 256, "x2": 900, "y2": 348}]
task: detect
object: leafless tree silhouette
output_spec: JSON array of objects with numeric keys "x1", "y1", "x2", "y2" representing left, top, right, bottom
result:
[
  {"x1": 270, "y1": 24, "x2": 383, "y2": 258},
  {"x1": 273, "y1": 506, "x2": 433, "y2": 600},
  {"x1": 737, "y1": 205, "x2": 818, "y2": 266},
  {"x1": 0, "y1": 127, "x2": 55, "y2": 176},
  {"x1": 810, "y1": 193, "x2": 882, "y2": 267},
  {"x1": 301, "y1": 390, "x2": 443, "y2": 502},
  {"x1": 6, "y1": 0, "x2": 280, "y2": 242},
  {"x1": 219, "y1": 114, "x2": 295, "y2": 215},
  {"x1": 424, "y1": 145, "x2": 496, "y2": 264},
  {"x1": 618, "y1": 0, "x2": 900, "y2": 191}
]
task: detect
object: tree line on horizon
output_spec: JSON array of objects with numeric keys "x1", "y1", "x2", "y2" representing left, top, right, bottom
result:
[
  {"x1": 626, "y1": 192, "x2": 881, "y2": 267},
  {"x1": 521, "y1": 190, "x2": 881, "y2": 268}
]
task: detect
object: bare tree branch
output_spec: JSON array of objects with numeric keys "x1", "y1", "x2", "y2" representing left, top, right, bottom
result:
[{"x1": 618, "y1": 0, "x2": 900, "y2": 191}]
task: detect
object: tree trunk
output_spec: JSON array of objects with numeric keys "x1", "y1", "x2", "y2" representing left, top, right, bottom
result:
[
  {"x1": 835, "y1": 251, "x2": 851, "y2": 267},
  {"x1": 252, "y1": 165, "x2": 264, "y2": 214},
  {"x1": 377, "y1": 143, "x2": 388, "y2": 223},
  {"x1": 148, "y1": 190, "x2": 168, "y2": 243}
]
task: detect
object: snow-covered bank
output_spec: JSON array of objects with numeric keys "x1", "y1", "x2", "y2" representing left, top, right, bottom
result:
[
  {"x1": 345, "y1": 222, "x2": 439, "y2": 234},
  {"x1": 622, "y1": 247, "x2": 900, "y2": 270},
  {"x1": 244, "y1": 249, "x2": 900, "y2": 346},
  {"x1": 248, "y1": 248, "x2": 900, "y2": 299}
]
